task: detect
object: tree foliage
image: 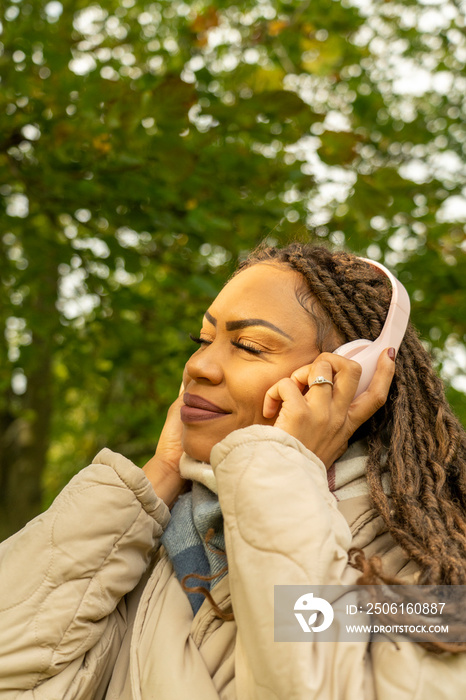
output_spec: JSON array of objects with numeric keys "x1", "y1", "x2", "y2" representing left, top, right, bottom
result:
[{"x1": 1, "y1": 0, "x2": 465, "y2": 538}]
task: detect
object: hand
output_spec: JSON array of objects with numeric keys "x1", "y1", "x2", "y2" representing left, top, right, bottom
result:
[
  {"x1": 142, "y1": 393, "x2": 186, "y2": 507},
  {"x1": 262, "y1": 349, "x2": 396, "y2": 469}
]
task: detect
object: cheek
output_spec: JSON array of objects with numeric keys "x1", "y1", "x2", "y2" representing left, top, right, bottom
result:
[
  {"x1": 243, "y1": 361, "x2": 308, "y2": 420},
  {"x1": 236, "y1": 373, "x2": 281, "y2": 421}
]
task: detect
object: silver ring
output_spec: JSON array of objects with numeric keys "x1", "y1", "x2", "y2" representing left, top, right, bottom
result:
[{"x1": 309, "y1": 376, "x2": 334, "y2": 388}]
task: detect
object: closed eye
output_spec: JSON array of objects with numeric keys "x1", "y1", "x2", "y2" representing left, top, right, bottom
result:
[
  {"x1": 190, "y1": 334, "x2": 262, "y2": 355},
  {"x1": 189, "y1": 333, "x2": 211, "y2": 346},
  {"x1": 231, "y1": 340, "x2": 262, "y2": 355}
]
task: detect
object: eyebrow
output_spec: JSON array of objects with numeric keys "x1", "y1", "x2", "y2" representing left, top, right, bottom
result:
[
  {"x1": 204, "y1": 310, "x2": 217, "y2": 327},
  {"x1": 204, "y1": 311, "x2": 293, "y2": 340}
]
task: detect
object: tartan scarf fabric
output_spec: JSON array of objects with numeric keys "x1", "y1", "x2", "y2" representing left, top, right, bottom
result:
[{"x1": 160, "y1": 477, "x2": 226, "y2": 615}]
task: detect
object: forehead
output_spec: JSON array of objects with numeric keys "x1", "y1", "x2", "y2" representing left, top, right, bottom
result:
[{"x1": 209, "y1": 263, "x2": 312, "y2": 329}]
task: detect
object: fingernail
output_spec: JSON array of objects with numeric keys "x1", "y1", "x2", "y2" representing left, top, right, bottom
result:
[{"x1": 388, "y1": 347, "x2": 396, "y2": 361}]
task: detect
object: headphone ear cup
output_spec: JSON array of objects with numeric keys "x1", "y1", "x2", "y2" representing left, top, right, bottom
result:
[
  {"x1": 333, "y1": 339, "x2": 378, "y2": 398},
  {"x1": 333, "y1": 339, "x2": 373, "y2": 360}
]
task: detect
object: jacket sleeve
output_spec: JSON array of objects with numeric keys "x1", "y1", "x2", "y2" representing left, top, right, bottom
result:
[
  {"x1": 211, "y1": 425, "x2": 370, "y2": 700},
  {"x1": 0, "y1": 448, "x2": 170, "y2": 700}
]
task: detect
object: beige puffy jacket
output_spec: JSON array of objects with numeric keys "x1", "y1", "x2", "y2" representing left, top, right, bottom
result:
[{"x1": 0, "y1": 425, "x2": 465, "y2": 699}]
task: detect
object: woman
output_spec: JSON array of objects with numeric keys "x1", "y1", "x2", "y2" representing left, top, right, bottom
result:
[{"x1": 0, "y1": 243, "x2": 465, "y2": 699}]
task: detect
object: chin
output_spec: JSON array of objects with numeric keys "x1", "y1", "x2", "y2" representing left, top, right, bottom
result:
[{"x1": 181, "y1": 434, "x2": 214, "y2": 464}]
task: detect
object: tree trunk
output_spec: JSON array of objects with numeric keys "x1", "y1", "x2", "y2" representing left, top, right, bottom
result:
[
  {"x1": 0, "y1": 232, "x2": 57, "y2": 542},
  {"x1": 0, "y1": 335, "x2": 53, "y2": 542}
]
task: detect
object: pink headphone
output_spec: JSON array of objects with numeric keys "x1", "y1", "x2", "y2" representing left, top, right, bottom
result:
[{"x1": 333, "y1": 257, "x2": 410, "y2": 397}]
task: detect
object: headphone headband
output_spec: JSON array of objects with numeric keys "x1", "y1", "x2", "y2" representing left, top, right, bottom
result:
[
  {"x1": 333, "y1": 257, "x2": 410, "y2": 397},
  {"x1": 357, "y1": 257, "x2": 411, "y2": 353}
]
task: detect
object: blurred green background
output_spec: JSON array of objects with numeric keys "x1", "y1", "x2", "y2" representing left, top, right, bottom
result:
[{"x1": 1, "y1": 0, "x2": 465, "y2": 540}]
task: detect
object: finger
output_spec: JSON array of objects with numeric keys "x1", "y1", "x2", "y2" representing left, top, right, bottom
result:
[
  {"x1": 327, "y1": 358, "x2": 361, "y2": 413},
  {"x1": 302, "y1": 363, "x2": 335, "y2": 406},
  {"x1": 292, "y1": 353, "x2": 360, "y2": 392},
  {"x1": 290, "y1": 362, "x2": 330, "y2": 390},
  {"x1": 163, "y1": 394, "x2": 185, "y2": 433},
  {"x1": 348, "y1": 348, "x2": 396, "y2": 427},
  {"x1": 296, "y1": 356, "x2": 360, "y2": 413},
  {"x1": 290, "y1": 358, "x2": 336, "y2": 397},
  {"x1": 289, "y1": 364, "x2": 312, "y2": 392},
  {"x1": 263, "y1": 377, "x2": 305, "y2": 419}
]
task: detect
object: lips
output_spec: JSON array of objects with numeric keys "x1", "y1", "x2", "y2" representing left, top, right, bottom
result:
[
  {"x1": 183, "y1": 393, "x2": 228, "y2": 412},
  {"x1": 181, "y1": 393, "x2": 231, "y2": 423}
]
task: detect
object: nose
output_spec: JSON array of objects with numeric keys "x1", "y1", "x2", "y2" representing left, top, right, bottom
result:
[{"x1": 184, "y1": 342, "x2": 224, "y2": 386}]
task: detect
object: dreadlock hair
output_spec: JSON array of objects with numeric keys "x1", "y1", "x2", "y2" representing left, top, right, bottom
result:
[
  {"x1": 236, "y1": 243, "x2": 466, "y2": 651},
  {"x1": 181, "y1": 527, "x2": 234, "y2": 622}
]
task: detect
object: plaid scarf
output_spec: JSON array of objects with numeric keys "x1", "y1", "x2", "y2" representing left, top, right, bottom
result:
[{"x1": 160, "y1": 463, "x2": 226, "y2": 614}]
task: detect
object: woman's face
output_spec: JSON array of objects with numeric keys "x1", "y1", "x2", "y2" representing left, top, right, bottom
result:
[{"x1": 181, "y1": 263, "x2": 323, "y2": 462}]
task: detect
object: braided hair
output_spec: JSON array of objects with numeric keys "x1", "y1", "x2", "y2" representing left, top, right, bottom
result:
[{"x1": 237, "y1": 243, "x2": 466, "y2": 596}]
